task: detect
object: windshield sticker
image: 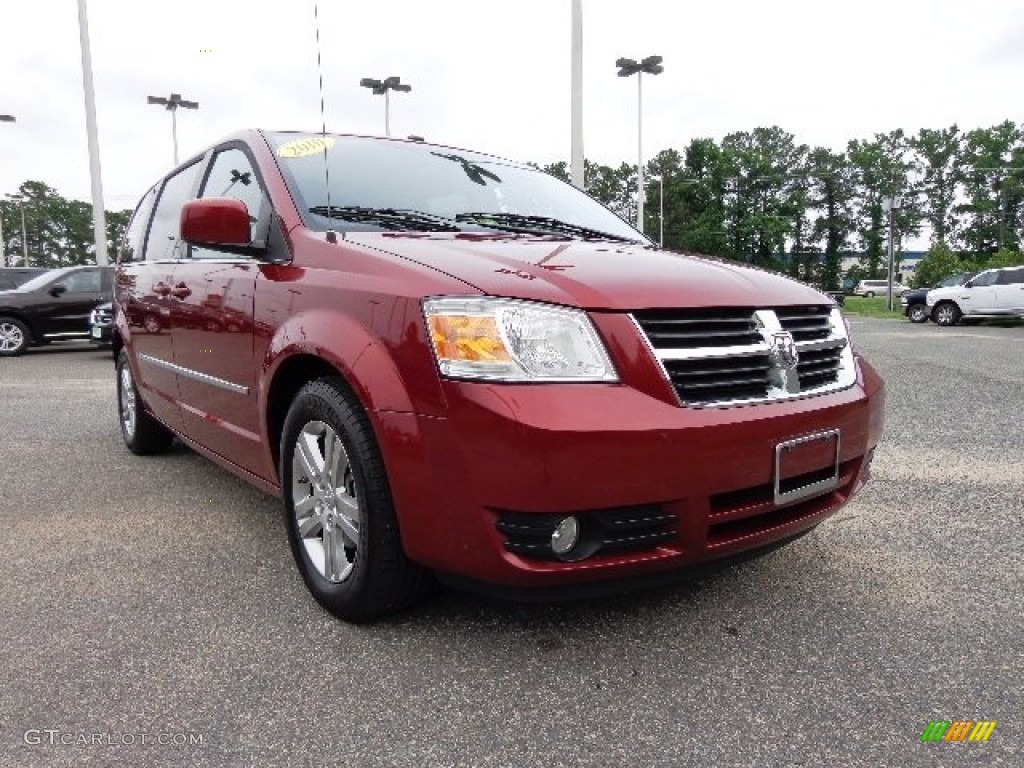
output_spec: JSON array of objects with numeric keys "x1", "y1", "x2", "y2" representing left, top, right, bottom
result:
[{"x1": 277, "y1": 137, "x2": 335, "y2": 158}]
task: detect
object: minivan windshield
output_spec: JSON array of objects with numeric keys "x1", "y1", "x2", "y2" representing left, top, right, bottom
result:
[{"x1": 265, "y1": 132, "x2": 648, "y2": 244}]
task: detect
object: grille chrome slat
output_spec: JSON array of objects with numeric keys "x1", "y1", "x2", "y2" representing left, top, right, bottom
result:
[{"x1": 633, "y1": 306, "x2": 855, "y2": 407}]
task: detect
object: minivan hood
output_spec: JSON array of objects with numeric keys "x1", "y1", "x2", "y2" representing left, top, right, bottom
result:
[{"x1": 346, "y1": 233, "x2": 828, "y2": 310}]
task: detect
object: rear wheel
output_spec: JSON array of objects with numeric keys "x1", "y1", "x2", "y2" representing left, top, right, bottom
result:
[
  {"x1": 280, "y1": 378, "x2": 426, "y2": 622},
  {"x1": 907, "y1": 304, "x2": 928, "y2": 323},
  {"x1": 0, "y1": 317, "x2": 30, "y2": 356},
  {"x1": 932, "y1": 302, "x2": 961, "y2": 327},
  {"x1": 117, "y1": 350, "x2": 174, "y2": 454}
]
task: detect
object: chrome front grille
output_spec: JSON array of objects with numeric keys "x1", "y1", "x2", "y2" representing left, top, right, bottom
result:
[{"x1": 633, "y1": 306, "x2": 855, "y2": 407}]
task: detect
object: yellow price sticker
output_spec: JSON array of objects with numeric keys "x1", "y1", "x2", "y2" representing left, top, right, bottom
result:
[{"x1": 277, "y1": 136, "x2": 335, "y2": 158}]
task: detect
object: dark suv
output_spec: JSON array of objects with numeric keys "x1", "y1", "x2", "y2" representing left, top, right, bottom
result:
[{"x1": 0, "y1": 265, "x2": 113, "y2": 355}]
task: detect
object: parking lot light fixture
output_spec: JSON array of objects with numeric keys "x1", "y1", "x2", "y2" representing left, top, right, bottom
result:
[
  {"x1": 5, "y1": 193, "x2": 29, "y2": 267},
  {"x1": 616, "y1": 55, "x2": 663, "y2": 233},
  {"x1": 147, "y1": 93, "x2": 199, "y2": 165},
  {"x1": 359, "y1": 76, "x2": 411, "y2": 138}
]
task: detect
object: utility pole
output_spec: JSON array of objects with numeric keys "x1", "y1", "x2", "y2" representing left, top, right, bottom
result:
[
  {"x1": 570, "y1": 0, "x2": 584, "y2": 189},
  {"x1": 0, "y1": 115, "x2": 13, "y2": 267},
  {"x1": 77, "y1": 0, "x2": 109, "y2": 266},
  {"x1": 883, "y1": 195, "x2": 902, "y2": 312}
]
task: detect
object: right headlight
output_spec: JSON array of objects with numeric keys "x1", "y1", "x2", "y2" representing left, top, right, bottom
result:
[{"x1": 422, "y1": 297, "x2": 619, "y2": 382}]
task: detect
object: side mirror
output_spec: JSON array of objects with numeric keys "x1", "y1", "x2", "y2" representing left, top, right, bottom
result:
[
  {"x1": 963, "y1": 279, "x2": 975, "y2": 288},
  {"x1": 180, "y1": 198, "x2": 252, "y2": 246},
  {"x1": 49, "y1": 284, "x2": 67, "y2": 297}
]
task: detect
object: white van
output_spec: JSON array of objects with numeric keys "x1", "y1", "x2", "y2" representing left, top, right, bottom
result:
[{"x1": 853, "y1": 279, "x2": 907, "y2": 298}]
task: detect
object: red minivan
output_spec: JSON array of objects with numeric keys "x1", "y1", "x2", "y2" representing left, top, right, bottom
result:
[{"x1": 114, "y1": 131, "x2": 885, "y2": 621}]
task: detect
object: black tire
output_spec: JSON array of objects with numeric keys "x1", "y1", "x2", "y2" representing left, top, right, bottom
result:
[
  {"x1": 280, "y1": 377, "x2": 426, "y2": 622},
  {"x1": 863, "y1": 291, "x2": 875, "y2": 298},
  {"x1": 932, "y1": 302, "x2": 961, "y2": 327},
  {"x1": 907, "y1": 304, "x2": 929, "y2": 323},
  {"x1": 117, "y1": 350, "x2": 174, "y2": 455},
  {"x1": 0, "y1": 316, "x2": 31, "y2": 356}
]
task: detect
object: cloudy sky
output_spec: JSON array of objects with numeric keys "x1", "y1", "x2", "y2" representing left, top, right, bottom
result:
[{"x1": 2, "y1": 0, "x2": 1023, "y2": 213}]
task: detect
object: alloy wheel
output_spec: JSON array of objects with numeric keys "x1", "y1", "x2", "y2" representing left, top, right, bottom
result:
[
  {"x1": 0, "y1": 322, "x2": 25, "y2": 353},
  {"x1": 291, "y1": 421, "x2": 361, "y2": 583}
]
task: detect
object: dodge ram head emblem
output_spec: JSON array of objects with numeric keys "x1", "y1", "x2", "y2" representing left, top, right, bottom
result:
[
  {"x1": 769, "y1": 331, "x2": 799, "y2": 369},
  {"x1": 768, "y1": 330, "x2": 800, "y2": 393}
]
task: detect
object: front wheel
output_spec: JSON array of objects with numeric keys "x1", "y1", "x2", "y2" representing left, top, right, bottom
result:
[
  {"x1": 932, "y1": 302, "x2": 961, "y2": 327},
  {"x1": 117, "y1": 350, "x2": 174, "y2": 454},
  {"x1": 0, "y1": 317, "x2": 31, "y2": 356},
  {"x1": 280, "y1": 378, "x2": 426, "y2": 622},
  {"x1": 863, "y1": 291, "x2": 875, "y2": 298},
  {"x1": 907, "y1": 304, "x2": 929, "y2": 323}
]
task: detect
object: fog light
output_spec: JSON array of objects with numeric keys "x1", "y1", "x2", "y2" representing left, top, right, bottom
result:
[{"x1": 551, "y1": 516, "x2": 580, "y2": 556}]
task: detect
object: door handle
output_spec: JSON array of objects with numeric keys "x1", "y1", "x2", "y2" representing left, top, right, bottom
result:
[
  {"x1": 170, "y1": 283, "x2": 192, "y2": 299},
  {"x1": 152, "y1": 282, "x2": 171, "y2": 295}
]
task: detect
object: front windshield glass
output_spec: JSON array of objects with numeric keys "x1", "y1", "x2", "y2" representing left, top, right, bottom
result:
[
  {"x1": 14, "y1": 268, "x2": 70, "y2": 292},
  {"x1": 265, "y1": 132, "x2": 647, "y2": 243}
]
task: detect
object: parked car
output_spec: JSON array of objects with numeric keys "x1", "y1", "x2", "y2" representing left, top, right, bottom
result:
[
  {"x1": 852, "y1": 279, "x2": 909, "y2": 298},
  {"x1": 0, "y1": 265, "x2": 114, "y2": 356},
  {"x1": 926, "y1": 265, "x2": 1024, "y2": 325},
  {"x1": 0, "y1": 267, "x2": 48, "y2": 291},
  {"x1": 114, "y1": 130, "x2": 885, "y2": 621},
  {"x1": 89, "y1": 301, "x2": 114, "y2": 348},
  {"x1": 900, "y1": 272, "x2": 975, "y2": 323}
]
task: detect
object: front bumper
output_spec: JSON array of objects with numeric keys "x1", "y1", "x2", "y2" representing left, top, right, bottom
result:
[{"x1": 375, "y1": 355, "x2": 885, "y2": 588}]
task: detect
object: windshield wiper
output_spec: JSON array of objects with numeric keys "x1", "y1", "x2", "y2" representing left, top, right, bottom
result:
[
  {"x1": 454, "y1": 212, "x2": 641, "y2": 243},
  {"x1": 309, "y1": 206, "x2": 461, "y2": 232}
]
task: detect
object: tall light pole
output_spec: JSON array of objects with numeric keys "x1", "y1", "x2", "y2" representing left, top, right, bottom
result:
[
  {"x1": 147, "y1": 93, "x2": 199, "y2": 165},
  {"x1": 570, "y1": 0, "x2": 584, "y2": 189},
  {"x1": 77, "y1": 0, "x2": 109, "y2": 266},
  {"x1": 616, "y1": 55, "x2": 663, "y2": 234},
  {"x1": 0, "y1": 115, "x2": 13, "y2": 266},
  {"x1": 359, "y1": 77, "x2": 411, "y2": 138},
  {"x1": 882, "y1": 195, "x2": 902, "y2": 312},
  {"x1": 6, "y1": 194, "x2": 29, "y2": 267},
  {"x1": 659, "y1": 175, "x2": 665, "y2": 247}
]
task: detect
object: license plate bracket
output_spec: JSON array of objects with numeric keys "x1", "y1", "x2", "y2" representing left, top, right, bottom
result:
[{"x1": 774, "y1": 429, "x2": 841, "y2": 507}]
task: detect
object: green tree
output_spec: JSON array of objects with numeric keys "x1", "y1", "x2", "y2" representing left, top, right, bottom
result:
[
  {"x1": 847, "y1": 130, "x2": 918, "y2": 279},
  {"x1": 912, "y1": 241, "x2": 962, "y2": 288},
  {"x1": 908, "y1": 125, "x2": 962, "y2": 245},
  {"x1": 808, "y1": 147, "x2": 856, "y2": 290},
  {"x1": 984, "y1": 247, "x2": 1023, "y2": 269},
  {"x1": 957, "y1": 121, "x2": 1022, "y2": 257}
]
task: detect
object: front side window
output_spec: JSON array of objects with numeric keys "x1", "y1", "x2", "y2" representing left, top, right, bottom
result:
[
  {"x1": 266, "y1": 132, "x2": 646, "y2": 243},
  {"x1": 192, "y1": 147, "x2": 268, "y2": 260},
  {"x1": 970, "y1": 271, "x2": 998, "y2": 288},
  {"x1": 145, "y1": 161, "x2": 204, "y2": 261},
  {"x1": 62, "y1": 269, "x2": 101, "y2": 293}
]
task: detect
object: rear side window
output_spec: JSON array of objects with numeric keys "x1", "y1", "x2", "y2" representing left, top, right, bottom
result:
[
  {"x1": 996, "y1": 268, "x2": 1024, "y2": 285},
  {"x1": 144, "y1": 161, "x2": 204, "y2": 261},
  {"x1": 971, "y1": 271, "x2": 998, "y2": 287}
]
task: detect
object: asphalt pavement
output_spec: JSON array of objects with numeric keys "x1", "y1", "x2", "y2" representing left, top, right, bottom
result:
[{"x1": 0, "y1": 320, "x2": 1020, "y2": 767}]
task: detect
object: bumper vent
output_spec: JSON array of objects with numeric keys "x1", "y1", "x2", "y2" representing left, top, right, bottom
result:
[
  {"x1": 496, "y1": 504, "x2": 677, "y2": 561},
  {"x1": 633, "y1": 305, "x2": 855, "y2": 407}
]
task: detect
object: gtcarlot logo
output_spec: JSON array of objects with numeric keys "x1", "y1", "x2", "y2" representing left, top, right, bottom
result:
[{"x1": 23, "y1": 729, "x2": 204, "y2": 747}]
